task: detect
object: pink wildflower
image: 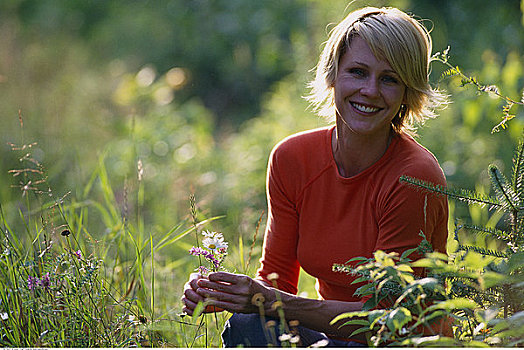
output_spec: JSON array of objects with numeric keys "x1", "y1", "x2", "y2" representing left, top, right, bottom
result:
[
  {"x1": 189, "y1": 247, "x2": 220, "y2": 269},
  {"x1": 74, "y1": 250, "x2": 82, "y2": 260},
  {"x1": 198, "y1": 266, "x2": 210, "y2": 275},
  {"x1": 40, "y1": 272, "x2": 50, "y2": 289},
  {"x1": 28, "y1": 276, "x2": 38, "y2": 290}
]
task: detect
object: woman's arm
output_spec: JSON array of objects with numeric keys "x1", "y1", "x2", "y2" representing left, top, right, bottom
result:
[{"x1": 196, "y1": 271, "x2": 365, "y2": 340}]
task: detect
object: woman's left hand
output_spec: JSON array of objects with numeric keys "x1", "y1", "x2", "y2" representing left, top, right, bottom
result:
[{"x1": 195, "y1": 271, "x2": 275, "y2": 315}]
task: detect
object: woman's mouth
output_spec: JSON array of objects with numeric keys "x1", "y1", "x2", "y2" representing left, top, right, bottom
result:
[{"x1": 351, "y1": 102, "x2": 381, "y2": 113}]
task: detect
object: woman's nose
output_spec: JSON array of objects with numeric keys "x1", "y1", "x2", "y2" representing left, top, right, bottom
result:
[{"x1": 360, "y1": 77, "x2": 380, "y2": 97}]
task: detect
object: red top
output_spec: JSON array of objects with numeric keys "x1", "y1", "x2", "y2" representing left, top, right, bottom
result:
[{"x1": 256, "y1": 126, "x2": 448, "y2": 302}]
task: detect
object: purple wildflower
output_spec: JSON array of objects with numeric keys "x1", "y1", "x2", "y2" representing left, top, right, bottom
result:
[
  {"x1": 28, "y1": 276, "x2": 38, "y2": 290},
  {"x1": 40, "y1": 272, "x2": 50, "y2": 289},
  {"x1": 74, "y1": 250, "x2": 82, "y2": 260},
  {"x1": 198, "y1": 266, "x2": 210, "y2": 275},
  {"x1": 189, "y1": 247, "x2": 220, "y2": 269}
]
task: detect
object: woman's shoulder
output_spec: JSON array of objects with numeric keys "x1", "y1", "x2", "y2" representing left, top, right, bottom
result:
[
  {"x1": 273, "y1": 126, "x2": 331, "y2": 153},
  {"x1": 268, "y1": 126, "x2": 333, "y2": 185},
  {"x1": 270, "y1": 126, "x2": 332, "y2": 164},
  {"x1": 390, "y1": 133, "x2": 446, "y2": 185}
]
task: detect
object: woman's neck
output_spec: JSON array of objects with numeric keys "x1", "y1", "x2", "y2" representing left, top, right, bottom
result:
[{"x1": 332, "y1": 124, "x2": 394, "y2": 178}]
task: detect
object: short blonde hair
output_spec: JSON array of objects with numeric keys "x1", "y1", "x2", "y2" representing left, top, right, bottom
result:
[{"x1": 307, "y1": 7, "x2": 447, "y2": 135}]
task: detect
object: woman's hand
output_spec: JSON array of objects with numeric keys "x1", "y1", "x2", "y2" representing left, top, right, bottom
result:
[
  {"x1": 181, "y1": 273, "x2": 224, "y2": 315},
  {"x1": 195, "y1": 271, "x2": 275, "y2": 315}
]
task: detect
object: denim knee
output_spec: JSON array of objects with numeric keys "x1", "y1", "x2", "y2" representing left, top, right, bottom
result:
[{"x1": 222, "y1": 313, "x2": 270, "y2": 347}]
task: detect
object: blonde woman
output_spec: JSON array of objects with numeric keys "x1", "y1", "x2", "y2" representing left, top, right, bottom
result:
[{"x1": 183, "y1": 6, "x2": 449, "y2": 347}]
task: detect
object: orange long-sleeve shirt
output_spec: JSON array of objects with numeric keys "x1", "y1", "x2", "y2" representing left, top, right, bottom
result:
[{"x1": 256, "y1": 126, "x2": 448, "y2": 302}]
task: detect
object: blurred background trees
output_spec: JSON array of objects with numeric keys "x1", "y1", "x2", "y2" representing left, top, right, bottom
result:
[{"x1": 0, "y1": 0, "x2": 523, "y2": 243}]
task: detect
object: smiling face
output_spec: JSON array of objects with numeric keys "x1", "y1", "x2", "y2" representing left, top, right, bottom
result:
[{"x1": 334, "y1": 36, "x2": 406, "y2": 139}]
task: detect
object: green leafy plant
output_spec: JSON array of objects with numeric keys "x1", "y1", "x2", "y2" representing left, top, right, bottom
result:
[
  {"x1": 331, "y1": 135, "x2": 524, "y2": 347},
  {"x1": 433, "y1": 47, "x2": 524, "y2": 133}
]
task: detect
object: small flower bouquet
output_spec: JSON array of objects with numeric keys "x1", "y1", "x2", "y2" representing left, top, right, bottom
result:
[
  {"x1": 188, "y1": 230, "x2": 228, "y2": 313},
  {"x1": 189, "y1": 230, "x2": 228, "y2": 276}
]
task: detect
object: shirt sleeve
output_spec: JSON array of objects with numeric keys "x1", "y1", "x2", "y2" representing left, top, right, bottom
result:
[
  {"x1": 364, "y1": 166, "x2": 448, "y2": 308},
  {"x1": 374, "y1": 167, "x2": 449, "y2": 259},
  {"x1": 255, "y1": 144, "x2": 301, "y2": 294}
]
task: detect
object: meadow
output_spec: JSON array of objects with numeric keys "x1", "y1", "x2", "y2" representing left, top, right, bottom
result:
[{"x1": 0, "y1": 0, "x2": 523, "y2": 347}]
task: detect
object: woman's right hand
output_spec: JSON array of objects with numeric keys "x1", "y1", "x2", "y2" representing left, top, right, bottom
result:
[{"x1": 181, "y1": 273, "x2": 223, "y2": 315}]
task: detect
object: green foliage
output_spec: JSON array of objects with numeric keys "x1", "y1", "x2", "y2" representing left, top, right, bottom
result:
[
  {"x1": 0, "y1": 0, "x2": 523, "y2": 347},
  {"x1": 334, "y1": 136, "x2": 524, "y2": 346},
  {"x1": 0, "y1": 128, "x2": 235, "y2": 347},
  {"x1": 432, "y1": 47, "x2": 524, "y2": 133}
]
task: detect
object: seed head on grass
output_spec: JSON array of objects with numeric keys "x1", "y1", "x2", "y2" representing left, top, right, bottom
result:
[
  {"x1": 251, "y1": 293, "x2": 265, "y2": 307},
  {"x1": 310, "y1": 339, "x2": 330, "y2": 347}
]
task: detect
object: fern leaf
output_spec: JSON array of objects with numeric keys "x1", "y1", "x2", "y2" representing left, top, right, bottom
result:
[
  {"x1": 400, "y1": 176, "x2": 500, "y2": 210},
  {"x1": 457, "y1": 244, "x2": 509, "y2": 258},
  {"x1": 457, "y1": 223, "x2": 512, "y2": 244},
  {"x1": 512, "y1": 138, "x2": 524, "y2": 202},
  {"x1": 440, "y1": 67, "x2": 459, "y2": 81},
  {"x1": 489, "y1": 165, "x2": 520, "y2": 212}
]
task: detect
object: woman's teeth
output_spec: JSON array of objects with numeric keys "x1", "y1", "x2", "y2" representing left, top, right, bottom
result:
[{"x1": 352, "y1": 103, "x2": 380, "y2": 113}]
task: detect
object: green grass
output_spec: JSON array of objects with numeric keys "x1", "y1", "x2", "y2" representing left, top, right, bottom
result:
[{"x1": 0, "y1": 136, "x2": 308, "y2": 347}]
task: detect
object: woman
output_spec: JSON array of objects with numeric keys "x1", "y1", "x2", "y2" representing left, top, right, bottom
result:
[{"x1": 182, "y1": 6, "x2": 449, "y2": 347}]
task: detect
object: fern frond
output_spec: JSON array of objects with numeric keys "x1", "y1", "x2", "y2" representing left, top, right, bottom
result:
[
  {"x1": 512, "y1": 138, "x2": 524, "y2": 202},
  {"x1": 440, "y1": 67, "x2": 460, "y2": 81},
  {"x1": 456, "y1": 223, "x2": 512, "y2": 244},
  {"x1": 400, "y1": 176, "x2": 500, "y2": 210},
  {"x1": 489, "y1": 164, "x2": 520, "y2": 212},
  {"x1": 457, "y1": 244, "x2": 509, "y2": 258}
]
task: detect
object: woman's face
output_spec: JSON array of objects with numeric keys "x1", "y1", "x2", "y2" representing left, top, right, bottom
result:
[{"x1": 334, "y1": 36, "x2": 406, "y2": 138}]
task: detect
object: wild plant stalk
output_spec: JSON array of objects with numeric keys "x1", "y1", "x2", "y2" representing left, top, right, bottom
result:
[
  {"x1": 188, "y1": 193, "x2": 208, "y2": 347},
  {"x1": 245, "y1": 210, "x2": 264, "y2": 274},
  {"x1": 1, "y1": 117, "x2": 159, "y2": 346},
  {"x1": 432, "y1": 47, "x2": 524, "y2": 133}
]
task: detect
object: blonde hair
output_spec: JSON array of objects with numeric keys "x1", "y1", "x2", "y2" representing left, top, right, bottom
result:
[{"x1": 307, "y1": 7, "x2": 447, "y2": 135}]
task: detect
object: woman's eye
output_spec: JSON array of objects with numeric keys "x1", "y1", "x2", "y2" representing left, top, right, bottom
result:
[
  {"x1": 382, "y1": 75, "x2": 399, "y2": 84},
  {"x1": 349, "y1": 68, "x2": 365, "y2": 77}
]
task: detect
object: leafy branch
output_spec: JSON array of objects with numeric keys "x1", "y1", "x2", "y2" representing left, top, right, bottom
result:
[{"x1": 432, "y1": 47, "x2": 524, "y2": 133}]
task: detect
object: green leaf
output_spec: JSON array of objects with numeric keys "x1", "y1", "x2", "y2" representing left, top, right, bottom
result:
[
  {"x1": 400, "y1": 176, "x2": 500, "y2": 209},
  {"x1": 401, "y1": 336, "x2": 488, "y2": 347},
  {"x1": 508, "y1": 252, "x2": 524, "y2": 272},
  {"x1": 354, "y1": 283, "x2": 375, "y2": 296},
  {"x1": 409, "y1": 277, "x2": 442, "y2": 290},
  {"x1": 344, "y1": 256, "x2": 370, "y2": 265},
  {"x1": 427, "y1": 298, "x2": 478, "y2": 312},
  {"x1": 351, "y1": 276, "x2": 370, "y2": 285},
  {"x1": 155, "y1": 215, "x2": 224, "y2": 251},
  {"x1": 349, "y1": 326, "x2": 372, "y2": 339},
  {"x1": 489, "y1": 164, "x2": 520, "y2": 211},
  {"x1": 368, "y1": 310, "x2": 387, "y2": 328},
  {"x1": 512, "y1": 138, "x2": 524, "y2": 201},
  {"x1": 400, "y1": 247, "x2": 418, "y2": 260},
  {"x1": 362, "y1": 295, "x2": 378, "y2": 310},
  {"x1": 479, "y1": 271, "x2": 509, "y2": 289},
  {"x1": 330, "y1": 311, "x2": 370, "y2": 325},
  {"x1": 396, "y1": 264, "x2": 413, "y2": 272},
  {"x1": 386, "y1": 307, "x2": 412, "y2": 332},
  {"x1": 340, "y1": 319, "x2": 370, "y2": 327}
]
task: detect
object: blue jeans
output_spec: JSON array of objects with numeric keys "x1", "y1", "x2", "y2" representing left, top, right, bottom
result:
[{"x1": 221, "y1": 313, "x2": 367, "y2": 347}]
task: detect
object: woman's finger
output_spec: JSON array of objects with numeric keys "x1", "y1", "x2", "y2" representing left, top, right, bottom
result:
[
  {"x1": 184, "y1": 284, "x2": 205, "y2": 304},
  {"x1": 198, "y1": 287, "x2": 246, "y2": 303},
  {"x1": 207, "y1": 271, "x2": 243, "y2": 283},
  {"x1": 202, "y1": 273, "x2": 253, "y2": 294},
  {"x1": 198, "y1": 278, "x2": 236, "y2": 294}
]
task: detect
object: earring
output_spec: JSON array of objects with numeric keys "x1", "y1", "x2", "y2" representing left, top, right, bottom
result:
[{"x1": 401, "y1": 104, "x2": 407, "y2": 115}]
